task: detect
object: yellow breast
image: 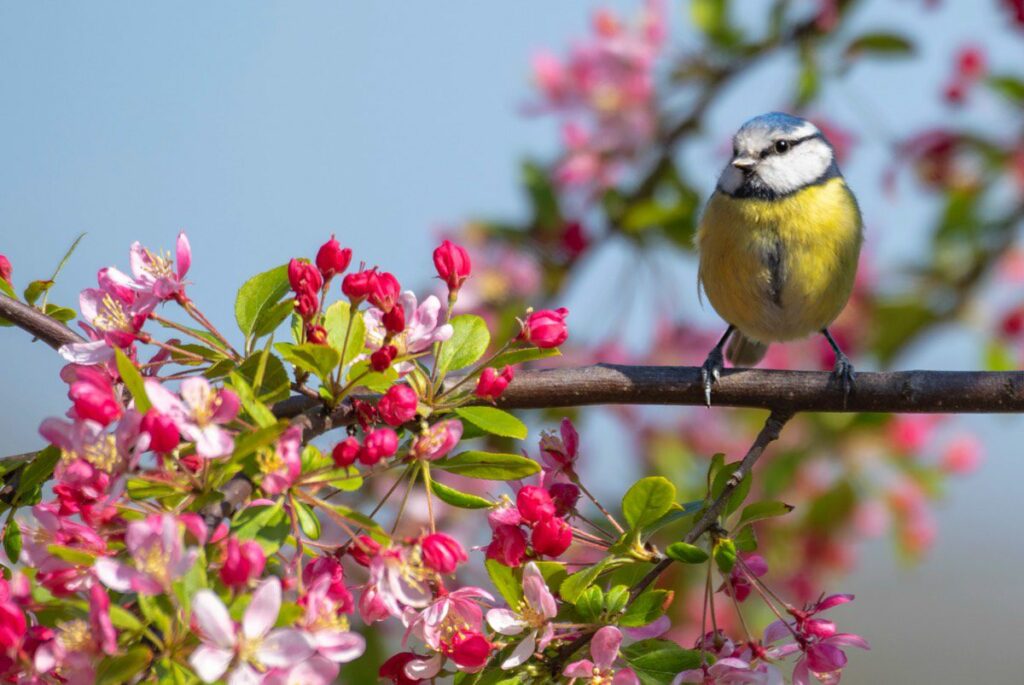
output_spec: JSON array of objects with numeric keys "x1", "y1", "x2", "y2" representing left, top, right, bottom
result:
[{"x1": 696, "y1": 177, "x2": 862, "y2": 343}]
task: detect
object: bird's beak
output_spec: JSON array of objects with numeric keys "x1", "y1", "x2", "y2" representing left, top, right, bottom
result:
[{"x1": 732, "y1": 157, "x2": 757, "y2": 171}]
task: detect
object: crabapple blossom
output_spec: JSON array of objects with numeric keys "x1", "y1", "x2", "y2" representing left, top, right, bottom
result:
[
  {"x1": 258, "y1": 425, "x2": 303, "y2": 495},
  {"x1": 531, "y1": 515, "x2": 573, "y2": 557},
  {"x1": 433, "y1": 239, "x2": 472, "y2": 293},
  {"x1": 409, "y1": 419, "x2": 462, "y2": 461},
  {"x1": 516, "y1": 485, "x2": 556, "y2": 523},
  {"x1": 475, "y1": 365, "x2": 514, "y2": 400},
  {"x1": 420, "y1": 533, "x2": 468, "y2": 574},
  {"x1": 145, "y1": 377, "x2": 239, "y2": 459},
  {"x1": 0, "y1": 254, "x2": 11, "y2": 284},
  {"x1": 486, "y1": 524, "x2": 528, "y2": 567},
  {"x1": 66, "y1": 365, "x2": 122, "y2": 426},
  {"x1": 563, "y1": 626, "x2": 639, "y2": 685},
  {"x1": 315, "y1": 234, "x2": 352, "y2": 280},
  {"x1": 140, "y1": 409, "x2": 179, "y2": 453},
  {"x1": 219, "y1": 537, "x2": 267, "y2": 588},
  {"x1": 520, "y1": 307, "x2": 569, "y2": 348},
  {"x1": 103, "y1": 232, "x2": 192, "y2": 301},
  {"x1": 332, "y1": 436, "x2": 360, "y2": 467},
  {"x1": 378, "y1": 384, "x2": 419, "y2": 426},
  {"x1": 365, "y1": 291, "x2": 453, "y2": 374},
  {"x1": 486, "y1": 562, "x2": 557, "y2": 669},
  {"x1": 359, "y1": 427, "x2": 398, "y2": 465},
  {"x1": 94, "y1": 513, "x2": 200, "y2": 595}
]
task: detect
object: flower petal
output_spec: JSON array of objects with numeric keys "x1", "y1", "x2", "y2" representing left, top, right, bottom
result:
[
  {"x1": 243, "y1": 577, "x2": 281, "y2": 639},
  {"x1": 176, "y1": 232, "x2": 192, "y2": 279},
  {"x1": 258, "y1": 629, "x2": 315, "y2": 667},
  {"x1": 563, "y1": 659, "x2": 595, "y2": 679},
  {"x1": 501, "y1": 632, "x2": 537, "y2": 669},
  {"x1": 94, "y1": 559, "x2": 137, "y2": 593},
  {"x1": 486, "y1": 608, "x2": 526, "y2": 635},
  {"x1": 58, "y1": 340, "x2": 113, "y2": 365},
  {"x1": 405, "y1": 653, "x2": 443, "y2": 679},
  {"x1": 191, "y1": 590, "x2": 236, "y2": 649},
  {"x1": 188, "y1": 645, "x2": 233, "y2": 684},
  {"x1": 591, "y1": 625, "x2": 623, "y2": 670},
  {"x1": 315, "y1": 630, "x2": 366, "y2": 663},
  {"x1": 828, "y1": 633, "x2": 871, "y2": 650},
  {"x1": 227, "y1": 663, "x2": 263, "y2": 685}
]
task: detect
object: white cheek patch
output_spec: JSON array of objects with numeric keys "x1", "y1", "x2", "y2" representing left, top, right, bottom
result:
[{"x1": 756, "y1": 142, "x2": 832, "y2": 194}]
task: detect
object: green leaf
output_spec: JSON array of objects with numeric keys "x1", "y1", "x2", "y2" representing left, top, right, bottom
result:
[
  {"x1": 346, "y1": 360, "x2": 398, "y2": 393},
  {"x1": 575, "y1": 585, "x2": 605, "y2": 621},
  {"x1": 806, "y1": 481, "x2": 855, "y2": 531},
  {"x1": 737, "y1": 500, "x2": 793, "y2": 529},
  {"x1": 434, "y1": 451, "x2": 540, "y2": 480},
  {"x1": 3, "y1": 516, "x2": 22, "y2": 562},
  {"x1": 236, "y1": 353, "x2": 291, "y2": 404},
  {"x1": 454, "y1": 406, "x2": 528, "y2": 440},
  {"x1": 231, "y1": 422, "x2": 287, "y2": 461},
  {"x1": 486, "y1": 347, "x2": 561, "y2": 369},
  {"x1": 665, "y1": 542, "x2": 709, "y2": 564},
  {"x1": 15, "y1": 447, "x2": 60, "y2": 505},
  {"x1": 690, "y1": 0, "x2": 742, "y2": 47},
  {"x1": 235, "y1": 264, "x2": 290, "y2": 341},
  {"x1": 252, "y1": 298, "x2": 295, "y2": 339},
  {"x1": 710, "y1": 462, "x2": 751, "y2": 517},
  {"x1": 486, "y1": 559, "x2": 523, "y2": 606},
  {"x1": 126, "y1": 477, "x2": 185, "y2": 500},
  {"x1": 138, "y1": 594, "x2": 174, "y2": 637},
  {"x1": 622, "y1": 477, "x2": 676, "y2": 530},
  {"x1": 431, "y1": 481, "x2": 493, "y2": 509},
  {"x1": 23, "y1": 279, "x2": 54, "y2": 306},
  {"x1": 795, "y1": 43, "x2": 819, "y2": 107},
  {"x1": 96, "y1": 647, "x2": 153, "y2": 685},
  {"x1": 324, "y1": 300, "x2": 367, "y2": 365},
  {"x1": 984, "y1": 340, "x2": 1017, "y2": 371},
  {"x1": 560, "y1": 556, "x2": 612, "y2": 603},
  {"x1": 622, "y1": 639, "x2": 701, "y2": 685},
  {"x1": 620, "y1": 589, "x2": 670, "y2": 627},
  {"x1": 46, "y1": 544, "x2": 97, "y2": 565},
  {"x1": 114, "y1": 347, "x2": 151, "y2": 412},
  {"x1": 43, "y1": 303, "x2": 77, "y2": 323},
  {"x1": 641, "y1": 500, "x2": 703, "y2": 535},
  {"x1": 436, "y1": 314, "x2": 489, "y2": 376},
  {"x1": 734, "y1": 525, "x2": 758, "y2": 552},
  {"x1": 108, "y1": 604, "x2": 146, "y2": 632},
  {"x1": 605, "y1": 584, "x2": 630, "y2": 614},
  {"x1": 228, "y1": 372, "x2": 277, "y2": 428},
  {"x1": 294, "y1": 499, "x2": 322, "y2": 540},
  {"x1": 275, "y1": 342, "x2": 341, "y2": 383},
  {"x1": 843, "y1": 32, "x2": 915, "y2": 60},
  {"x1": 988, "y1": 75, "x2": 1024, "y2": 106},
  {"x1": 231, "y1": 503, "x2": 289, "y2": 554},
  {"x1": 714, "y1": 538, "x2": 737, "y2": 574}
]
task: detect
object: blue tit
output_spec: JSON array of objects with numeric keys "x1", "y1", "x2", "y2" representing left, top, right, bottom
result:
[{"x1": 696, "y1": 112, "x2": 863, "y2": 405}]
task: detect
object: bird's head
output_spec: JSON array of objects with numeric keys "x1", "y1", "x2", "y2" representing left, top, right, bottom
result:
[{"x1": 718, "y1": 112, "x2": 838, "y2": 199}]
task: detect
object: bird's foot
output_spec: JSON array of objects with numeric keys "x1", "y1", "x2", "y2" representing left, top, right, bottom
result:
[
  {"x1": 830, "y1": 353, "x2": 855, "y2": 405},
  {"x1": 700, "y1": 349, "x2": 725, "y2": 408}
]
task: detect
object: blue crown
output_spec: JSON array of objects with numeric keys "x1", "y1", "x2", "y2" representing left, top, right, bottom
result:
[{"x1": 739, "y1": 112, "x2": 809, "y2": 134}]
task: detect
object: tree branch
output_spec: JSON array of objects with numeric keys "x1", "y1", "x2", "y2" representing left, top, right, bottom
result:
[{"x1": 0, "y1": 292, "x2": 84, "y2": 350}]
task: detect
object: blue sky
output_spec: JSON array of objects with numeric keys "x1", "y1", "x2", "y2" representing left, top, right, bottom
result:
[{"x1": 1, "y1": 2, "x2": 1022, "y2": 682}]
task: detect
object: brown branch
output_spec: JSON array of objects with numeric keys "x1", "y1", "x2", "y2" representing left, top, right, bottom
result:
[{"x1": 0, "y1": 292, "x2": 85, "y2": 350}]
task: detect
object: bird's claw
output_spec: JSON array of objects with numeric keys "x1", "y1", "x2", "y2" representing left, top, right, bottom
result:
[
  {"x1": 830, "y1": 353, "x2": 855, "y2": 406},
  {"x1": 700, "y1": 350, "x2": 724, "y2": 408}
]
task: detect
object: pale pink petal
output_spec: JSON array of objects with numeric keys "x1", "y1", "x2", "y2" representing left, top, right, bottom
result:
[
  {"x1": 612, "y1": 669, "x2": 640, "y2": 685},
  {"x1": 815, "y1": 594, "x2": 854, "y2": 612},
  {"x1": 58, "y1": 340, "x2": 113, "y2": 365},
  {"x1": 128, "y1": 242, "x2": 148, "y2": 282},
  {"x1": 259, "y1": 629, "x2": 315, "y2": 667},
  {"x1": 828, "y1": 633, "x2": 870, "y2": 650},
  {"x1": 623, "y1": 614, "x2": 670, "y2": 640},
  {"x1": 537, "y1": 622, "x2": 555, "y2": 651},
  {"x1": 591, "y1": 625, "x2": 623, "y2": 670},
  {"x1": 762, "y1": 619, "x2": 792, "y2": 644},
  {"x1": 792, "y1": 659, "x2": 810, "y2": 685},
  {"x1": 314, "y1": 631, "x2": 366, "y2": 663},
  {"x1": 144, "y1": 380, "x2": 187, "y2": 422},
  {"x1": 227, "y1": 663, "x2": 262, "y2": 685},
  {"x1": 188, "y1": 645, "x2": 233, "y2": 683},
  {"x1": 405, "y1": 653, "x2": 443, "y2": 679},
  {"x1": 564, "y1": 659, "x2": 595, "y2": 679},
  {"x1": 192, "y1": 424, "x2": 234, "y2": 459},
  {"x1": 501, "y1": 631, "x2": 537, "y2": 669},
  {"x1": 523, "y1": 565, "x2": 557, "y2": 618},
  {"x1": 243, "y1": 577, "x2": 281, "y2": 639},
  {"x1": 212, "y1": 388, "x2": 240, "y2": 423},
  {"x1": 486, "y1": 608, "x2": 526, "y2": 635},
  {"x1": 94, "y1": 558, "x2": 140, "y2": 593},
  {"x1": 192, "y1": 590, "x2": 236, "y2": 649},
  {"x1": 176, "y1": 232, "x2": 192, "y2": 279}
]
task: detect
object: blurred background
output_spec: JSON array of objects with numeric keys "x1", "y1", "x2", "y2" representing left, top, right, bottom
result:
[{"x1": 2, "y1": 1, "x2": 1023, "y2": 682}]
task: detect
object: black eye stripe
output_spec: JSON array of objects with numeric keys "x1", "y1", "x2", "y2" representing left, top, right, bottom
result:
[{"x1": 760, "y1": 133, "x2": 821, "y2": 158}]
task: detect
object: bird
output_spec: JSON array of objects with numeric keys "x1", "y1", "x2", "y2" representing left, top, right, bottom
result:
[{"x1": 696, "y1": 112, "x2": 863, "y2": 406}]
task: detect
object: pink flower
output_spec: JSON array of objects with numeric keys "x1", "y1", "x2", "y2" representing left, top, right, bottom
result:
[
  {"x1": 145, "y1": 377, "x2": 239, "y2": 458},
  {"x1": 369, "y1": 271, "x2": 402, "y2": 312},
  {"x1": 359, "y1": 427, "x2": 399, "y2": 465},
  {"x1": 531, "y1": 516, "x2": 573, "y2": 557},
  {"x1": 0, "y1": 578, "x2": 26, "y2": 649},
  {"x1": 404, "y1": 586, "x2": 493, "y2": 655},
  {"x1": 720, "y1": 553, "x2": 767, "y2": 603},
  {"x1": 941, "y1": 434, "x2": 983, "y2": 474},
  {"x1": 433, "y1": 240, "x2": 472, "y2": 294},
  {"x1": 764, "y1": 594, "x2": 869, "y2": 685},
  {"x1": 676, "y1": 656, "x2": 780, "y2": 684},
  {"x1": 263, "y1": 657, "x2": 341, "y2": 685},
  {"x1": 64, "y1": 283, "x2": 156, "y2": 360},
  {"x1": 94, "y1": 514, "x2": 200, "y2": 595},
  {"x1": 302, "y1": 557, "x2": 354, "y2": 612},
  {"x1": 0, "y1": 254, "x2": 11, "y2": 284},
  {"x1": 410, "y1": 419, "x2": 463, "y2": 461},
  {"x1": 332, "y1": 436, "x2": 361, "y2": 467},
  {"x1": 519, "y1": 308, "x2": 569, "y2": 348},
  {"x1": 378, "y1": 385, "x2": 419, "y2": 427},
  {"x1": 365, "y1": 547, "x2": 433, "y2": 619},
  {"x1": 219, "y1": 537, "x2": 266, "y2": 588},
  {"x1": 21, "y1": 504, "x2": 108, "y2": 596},
  {"x1": 299, "y1": 576, "x2": 365, "y2": 664},
  {"x1": 102, "y1": 232, "x2": 191, "y2": 301},
  {"x1": 258, "y1": 425, "x2": 303, "y2": 495},
  {"x1": 475, "y1": 366, "x2": 515, "y2": 401},
  {"x1": 420, "y1": 533, "x2": 468, "y2": 574},
  {"x1": 539, "y1": 418, "x2": 580, "y2": 472},
  {"x1": 189, "y1": 577, "x2": 314, "y2": 684},
  {"x1": 141, "y1": 409, "x2": 179, "y2": 453},
  {"x1": 486, "y1": 525, "x2": 528, "y2": 567},
  {"x1": 517, "y1": 486, "x2": 556, "y2": 524},
  {"x1": 66, "y1": 366, "x2": 122, "y2": 426},
  {"x1": 564, "y1": 626, "x2": 639, "y2": 685},
  {"x1": 486, "y1": 562, "x2": 557, "y2": 668},
  {"x1": 365, "y1": 292, "x2": 453, "y2": 374},
  {"x1": 90, "y1": 583, "x2": 119, "y2": 655}
]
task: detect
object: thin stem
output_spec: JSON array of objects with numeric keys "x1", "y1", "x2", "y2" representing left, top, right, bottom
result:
[
  {"x1": 574, "y1": 478, "x2": 625, "y2": 535},
  {"x1": 422, "y1": 461, "x2": 436, "y2": 535},
  {"x1": 149, "y1": 313, "x2": 238, "y2": 360},
  {"x1": 181, "y1": 299, "x2": 240, "y2": 358},
  {"x1": 435, "y1": 340, "x2": 512, "y2": 402},
  {"x1": 143, "y1": 337, "x2": 208, "y2": 363},
  {"x1": 391, "y1": 463, "x2": 420, "y2": 535}
]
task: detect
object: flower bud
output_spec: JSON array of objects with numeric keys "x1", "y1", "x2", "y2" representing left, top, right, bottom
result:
[
  {"x1": 371, "y1": 345, "x2": 398, "y2": 372},
  {"x1": 421, "y1": 533, "x2": 468, "y2": 574},
  {"x1": 549, "y1": 482, "x2": 580, "y2": 517},
  {"x1": 446, "y1": 631, "x2": 492, "y2": 670},
  {"x1": 306, "y1": 324, "x2": 328, "y2": 345},
  {"x1": 531, "y1": 515, "x2": 572, "y2": 557},
  {"x1": 342, "y1": 268, "x2": 376, "y2": 304},
  {"x1": 475, "y1": 366, "x2": 514, "y2": 401},
  {"x1": 377, "y1": 385, "x2": 418, "y2": 427},
  {"x1": 369, "y1": 271, "x2": 401, "y2": 312},
  {"x1": 486, "y1": 524, "x2": 527, "y2": 567},
  {"x1": 410, "y1": 419, "x2": 462, "y2": 461},
  {"x1": 288, "y1": 258, "x2": 323, "y2": 295},
  {"x1": 68, "y1": 368, "x2": 122, "y2": 427},
  {"x1": 332, "y1": 437, "x2": 361, "y2": 467},
  {"x1": 219, "y1": 537, "x2": 266, "y2": 587},
  {"x1": 382, "y1": 302, "x2": 406, "y2": 334},
  {"x1": 349, "y1": 534, "x2": 381, "y2": 567},
  {"x1": 302, "y1": 557, "x2": 352, "y2": 607},
  {"x1": 141, "y1": 409, "x2": 179, "y2": 453},
  {"x1": 433, "y1": 240, "x2": 472, "y2": 293},
  {"x1": 487, "y1": 501, "x2": 522, "y2": 529},
  {"x1": 295, "y1": 291, "x2": 319, "y2": 320},
  {"x1": 315, "y1": 234, "x2": 353, "y2": 280},
  {"x1": 0, "y1": 255, "x2": 11, "y2": 285},
  {"x1": 516, "y1": 485, "x2": 556, "y2": 524},
  {"x1": 359, "y1": 428, "x2": 398, "y2": 465},
  {"x1": 520, "y1": 307, "x2": 569, "y2": 348},
  {"x1": 379, "y1": 652, "x2": 422, "y2": 685}
]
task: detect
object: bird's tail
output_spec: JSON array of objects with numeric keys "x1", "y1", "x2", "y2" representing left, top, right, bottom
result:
[{"x1": 726, "y1": 332, "x2": 768, "y2": 367}]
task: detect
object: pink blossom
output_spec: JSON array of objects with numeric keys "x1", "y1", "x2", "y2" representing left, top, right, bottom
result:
[
  {"x1": 94, "y1": 514, "x2": 199, "y2": 595},
  {"x1": 189, "y1": 577, "x2": 314, "y2": 684},
  {"x1": 258, "y1": 425, "x2": 303, "y2": 495},
  {"x1": 21, "y1": 504, "x2": 107, "y2": 596},
  {"x1": 263, "y1": 657, "x2": 340, "y2": 685},
  {"x1": 365, "y1": 291, "x2": 453, "y2": 374},
  {"x1": 108, "y1": 232, "x2": 192, "y2": 300},
  {"x1": 365, "y1": 547, "x2": 433, "y2": 619},
  {"x1": 300, "y1": 576, "x2": 366, "y2": 664},
  {"x1": 302, "y1": 557, "x2": 354, "y2": 613},
  {"x1": 219, "y1": 537, "x2": 266, "y2": 588},
  {"x1": 486, "y1": 524, "x2": 528, "y2": 567},
  {"x1": 720, "y1": 553, "x2": 767, "y2": 603},
  {"x1": 564, "y1": 626, "x2": 639, "y2": 685},
  {"x1": 0, "y1": 578, "x2": 26, "y2": 649},
  {"x1": 410, "y1": 419, "x2": 463, "y2": 461},
  {"x1": 420, "y1": 533, "x2": 468, "y2": 574},
  {"x1": 676, "y1": 656, "x2": 782, "y2": 684},
  {"x1": 145, "y1": 377, "x2": 239, "y2": 458},
  {"x1": 486, "y1": 562, "x2": 557, "y2": 669},
  {"x1": 66, "y1": 365, "x2": 122, "y2": 427},
  {"x1": 539, "y1": 417, "x2": 580, "y2": 472},
  {"x1": 404, "y1": 586, "x2": 493, "y2": 654},
  {"x1": 764, "y1": 594, "x2": 869, "y2": 685},
  {"x1": 940, "y1": 434, "x2": 983, "y2": 474}
]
